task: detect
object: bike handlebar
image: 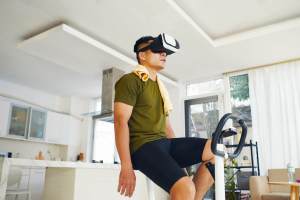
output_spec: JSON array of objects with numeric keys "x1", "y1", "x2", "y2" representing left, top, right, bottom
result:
[{"x1": 211, "y1": 113, "x2": 248, "y2": 158}]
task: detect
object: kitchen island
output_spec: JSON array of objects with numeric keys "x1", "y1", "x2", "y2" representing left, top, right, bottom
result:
[{"x1": 0, "y1": 158, "x2": 151, "y2": 200}]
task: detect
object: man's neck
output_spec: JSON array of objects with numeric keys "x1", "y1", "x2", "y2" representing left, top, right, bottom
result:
[{"x1": 140, "y1": 63, "x2": 158, "y2": 81}]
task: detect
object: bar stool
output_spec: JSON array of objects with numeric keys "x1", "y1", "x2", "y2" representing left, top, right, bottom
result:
[{"x1": 6, "y1": 166, "x2": 31, "y2": 200}]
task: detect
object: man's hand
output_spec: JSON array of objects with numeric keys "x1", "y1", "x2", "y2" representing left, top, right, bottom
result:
[{"x1": 118, "y1": 166, "x2": 136, "y2": 197}]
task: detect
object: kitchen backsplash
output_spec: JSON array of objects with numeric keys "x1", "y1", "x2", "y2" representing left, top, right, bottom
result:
[{"x1": 0, "y1": 138, "x2": 67, "y2": 161}]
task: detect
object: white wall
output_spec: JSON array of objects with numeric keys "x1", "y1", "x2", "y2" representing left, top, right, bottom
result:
[
  {"x1": 0, "y1": 79, "x2": 69, "y2": 113},
  {"x1": 165, "y1": 82, "x2": 186, "y2": 138},
  {"x1": 67, "y1": 96, "x2": 94, "y2": 161},
  {"x1": 68, "y1": 96, "x2": 91, "y2": 116}
]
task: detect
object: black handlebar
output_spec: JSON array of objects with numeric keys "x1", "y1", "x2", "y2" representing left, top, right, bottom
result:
[{"x1": 211, "y1": 113, "x2": 247, "y2": 158}]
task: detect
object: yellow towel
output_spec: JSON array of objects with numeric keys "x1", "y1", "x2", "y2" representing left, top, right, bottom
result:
[{"x1": 133, "y1": 64, "x2": 173, "y2": 115}]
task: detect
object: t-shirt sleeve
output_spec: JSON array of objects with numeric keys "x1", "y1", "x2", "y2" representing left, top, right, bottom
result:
[{"x1": 114, "y1": 75, "x2": 140, "y2": 106}]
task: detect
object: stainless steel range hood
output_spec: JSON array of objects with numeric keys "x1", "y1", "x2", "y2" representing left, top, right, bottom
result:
[{"x1": 93, "y1": 67, "x2": 125, "y2": 122}]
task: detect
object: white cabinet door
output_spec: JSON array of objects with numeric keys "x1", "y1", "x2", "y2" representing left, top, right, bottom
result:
[
  {"x1": 30, "y1": 167, "x2": 46, "y2": 200},
  {"x1": 45, "y1": 112, "x2": 69, "y2": 145},
  {"x1": 0, "y1": 98, "x2": 10, "y2": 137},
  {"x1": 45, "y1": 111, "x2": 61, "y2": 144}
]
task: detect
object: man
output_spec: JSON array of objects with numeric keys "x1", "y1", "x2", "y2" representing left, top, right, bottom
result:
[{"x1": 114, "y1": 34, "x2": 215, "y2": 200}]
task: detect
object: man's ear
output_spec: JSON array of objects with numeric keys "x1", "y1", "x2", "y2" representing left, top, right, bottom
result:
[{"x1": 138, "y1": 52, "x2": 146, "y2": 62}]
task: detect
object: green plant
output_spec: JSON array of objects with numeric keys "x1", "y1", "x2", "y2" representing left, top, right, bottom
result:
[
  {"x1": 229, "y1": 74, "x2": 249, "y2": 101},
  {"x1": 225, "y1": 158, "x2": 238, "y2": 200}
]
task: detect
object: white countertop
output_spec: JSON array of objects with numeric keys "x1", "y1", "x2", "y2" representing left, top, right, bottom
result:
[
  {"x1": 6, "y1": 158, "x2": 121, "y2": 169},
  {"x1": 1, "y1": 158, "x2": 149, "y2": 200}
]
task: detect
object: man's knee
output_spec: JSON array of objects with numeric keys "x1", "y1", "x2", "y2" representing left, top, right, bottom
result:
[
  {"x1": 202, "y1": 139, "x2": 215, "y2": 163},
  {"x1": 170, "y1": 176, "x2": 195, "y2": 200}
]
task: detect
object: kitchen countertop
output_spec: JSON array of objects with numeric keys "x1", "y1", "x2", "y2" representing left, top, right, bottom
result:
[
  {"x1": 0, "y1": 158, "x2": 155, "y2": 200},
  {"x1": 0, "y1": 158, "x2": 122, "y2": 200},
  {"x1": 6, "y1": 158, "x2": 121, "y2": 169}
]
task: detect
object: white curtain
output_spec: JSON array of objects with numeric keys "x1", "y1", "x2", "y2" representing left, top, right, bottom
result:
[{"x1": 249, "y1": 61, "x2": 300, "y2": 175}]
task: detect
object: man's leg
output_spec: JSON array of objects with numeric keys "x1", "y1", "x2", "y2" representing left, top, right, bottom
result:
[
  {"x1": 192, "y1": 139, "x2": 215, "y2": 200},
  {"x1": 131, "y1": 138, "x2": 195, "y2": 199},
  {"x1": 170, "y1": 176, "x2": 196, "y2": 200},
  {"x1": 167, "y1": 137, "x2": 215, "y2": 199}
]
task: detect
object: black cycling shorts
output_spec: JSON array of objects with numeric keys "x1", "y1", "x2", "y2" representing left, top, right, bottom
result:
[{"x1": 131, "y1": 137, "x2": 208, "y2": 193}]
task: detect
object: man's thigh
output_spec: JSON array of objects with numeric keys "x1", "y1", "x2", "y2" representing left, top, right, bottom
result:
[
  {"x1": 131, "y1": 139, "x2": 188, "y2": 193},
  {"x1": 169, "y1": 137, "x2": 208, "y2": 168}
]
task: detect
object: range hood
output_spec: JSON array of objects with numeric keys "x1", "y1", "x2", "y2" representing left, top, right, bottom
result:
[{"x1": 93, "y1": 67, "x2": 125, "y2": 122}]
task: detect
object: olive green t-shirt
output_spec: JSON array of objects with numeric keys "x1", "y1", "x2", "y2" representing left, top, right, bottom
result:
[{"x1": 114, "y1": 72, "x2": 167, "y2": 155}]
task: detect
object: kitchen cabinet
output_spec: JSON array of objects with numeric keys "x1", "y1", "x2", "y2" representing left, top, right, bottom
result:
[
  {"x1": 7, "y1": 104, "x2": 30, "y2": 139},
  {"x1": 3, "y1": 101, "x2": 47, "y2": 141},
  {"x1": 45, "y1": 111, "x2": 82, "y2": 148},
  {"x1": 28, "y1": 108, "x2": 47, "y2": 141},
  {"x1": 44, "y1": 111, "x2": 60, "y2": 144},
  {"x1": 0, "y1": 98, "x2": 10, "y2": 137},
  {"x1": 45, "y1": 112, "x2": 69, "y2": 145},
  {"x1": 0, "y1": 97, "x2": 82, "y2": 150}
]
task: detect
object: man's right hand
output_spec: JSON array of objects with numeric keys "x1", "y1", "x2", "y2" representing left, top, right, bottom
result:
[{"x1": 118, "y1": 166, "x2": 136, "y2": 197}]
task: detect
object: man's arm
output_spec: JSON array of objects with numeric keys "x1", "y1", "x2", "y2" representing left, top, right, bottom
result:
[
  {"x1": 114, "y1": 102, "x2": 133, "y2": 169},
  {"x1": 165, "y1": 116, "x2": 176, "y2": 138},
  {"x1": 114, "y1": 102, "x2": 136, "y2": 197}
]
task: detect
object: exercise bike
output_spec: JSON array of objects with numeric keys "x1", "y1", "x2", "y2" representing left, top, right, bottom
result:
[{"x1": 211, "y1": 113, "x2": 248, "y2": 200}]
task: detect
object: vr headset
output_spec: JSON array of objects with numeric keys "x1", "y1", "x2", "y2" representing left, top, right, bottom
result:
[{"x1": 135, "y1": 33, "x2": 180, "y2": 55}]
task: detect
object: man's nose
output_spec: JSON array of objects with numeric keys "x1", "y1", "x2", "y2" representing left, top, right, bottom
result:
[{"x1": 160, "y1": 52, "x2": 167, "y2": 57}]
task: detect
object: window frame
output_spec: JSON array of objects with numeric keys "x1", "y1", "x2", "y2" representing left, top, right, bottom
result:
[{"x1": 184, "y1": 92, "x2": 225, "y2": 138}]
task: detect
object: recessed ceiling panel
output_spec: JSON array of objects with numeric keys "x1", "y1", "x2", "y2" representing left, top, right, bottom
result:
[
  {"x1": 18, "y1": 24, "x2": 131, "y2": 75},
  {"x1": 174, "y1": 0, "x2": 300, "y2": 38}
]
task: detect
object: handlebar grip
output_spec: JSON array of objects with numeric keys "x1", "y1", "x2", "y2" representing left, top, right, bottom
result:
[
  {"x1": 211, "y1": 113, "x2": 231, "y2": 157},
  {"x1": 211, "y1": 113, "x2": 248, "y2": 158},
  {"x1": 228, "y1": 119, "x2": 247, "y2": 158}
]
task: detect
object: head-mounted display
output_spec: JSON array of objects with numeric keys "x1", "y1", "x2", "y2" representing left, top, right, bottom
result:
[{"x1": 134, "y1": 33, "x2": 180, "y2": 55}]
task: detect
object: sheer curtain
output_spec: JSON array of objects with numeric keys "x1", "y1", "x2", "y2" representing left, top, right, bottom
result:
[{"x1": 249, "y1": 61, "x2": 300, "y2": 174}]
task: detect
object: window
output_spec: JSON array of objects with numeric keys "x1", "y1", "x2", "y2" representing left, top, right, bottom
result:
[
  {"x1": 185, "y1": 96, "x2": 220, "y2": 139},
  {"x1": 92, "y1": 120, "x2": 119, "y2": 163},
  {"x1": 229, "y1": 74, "x2": 252, "y2": 127}
]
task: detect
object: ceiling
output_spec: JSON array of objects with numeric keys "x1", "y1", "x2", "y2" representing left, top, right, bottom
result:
[{"x1": 1, "y1": 0, "x2": 300, "y2": 98}]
